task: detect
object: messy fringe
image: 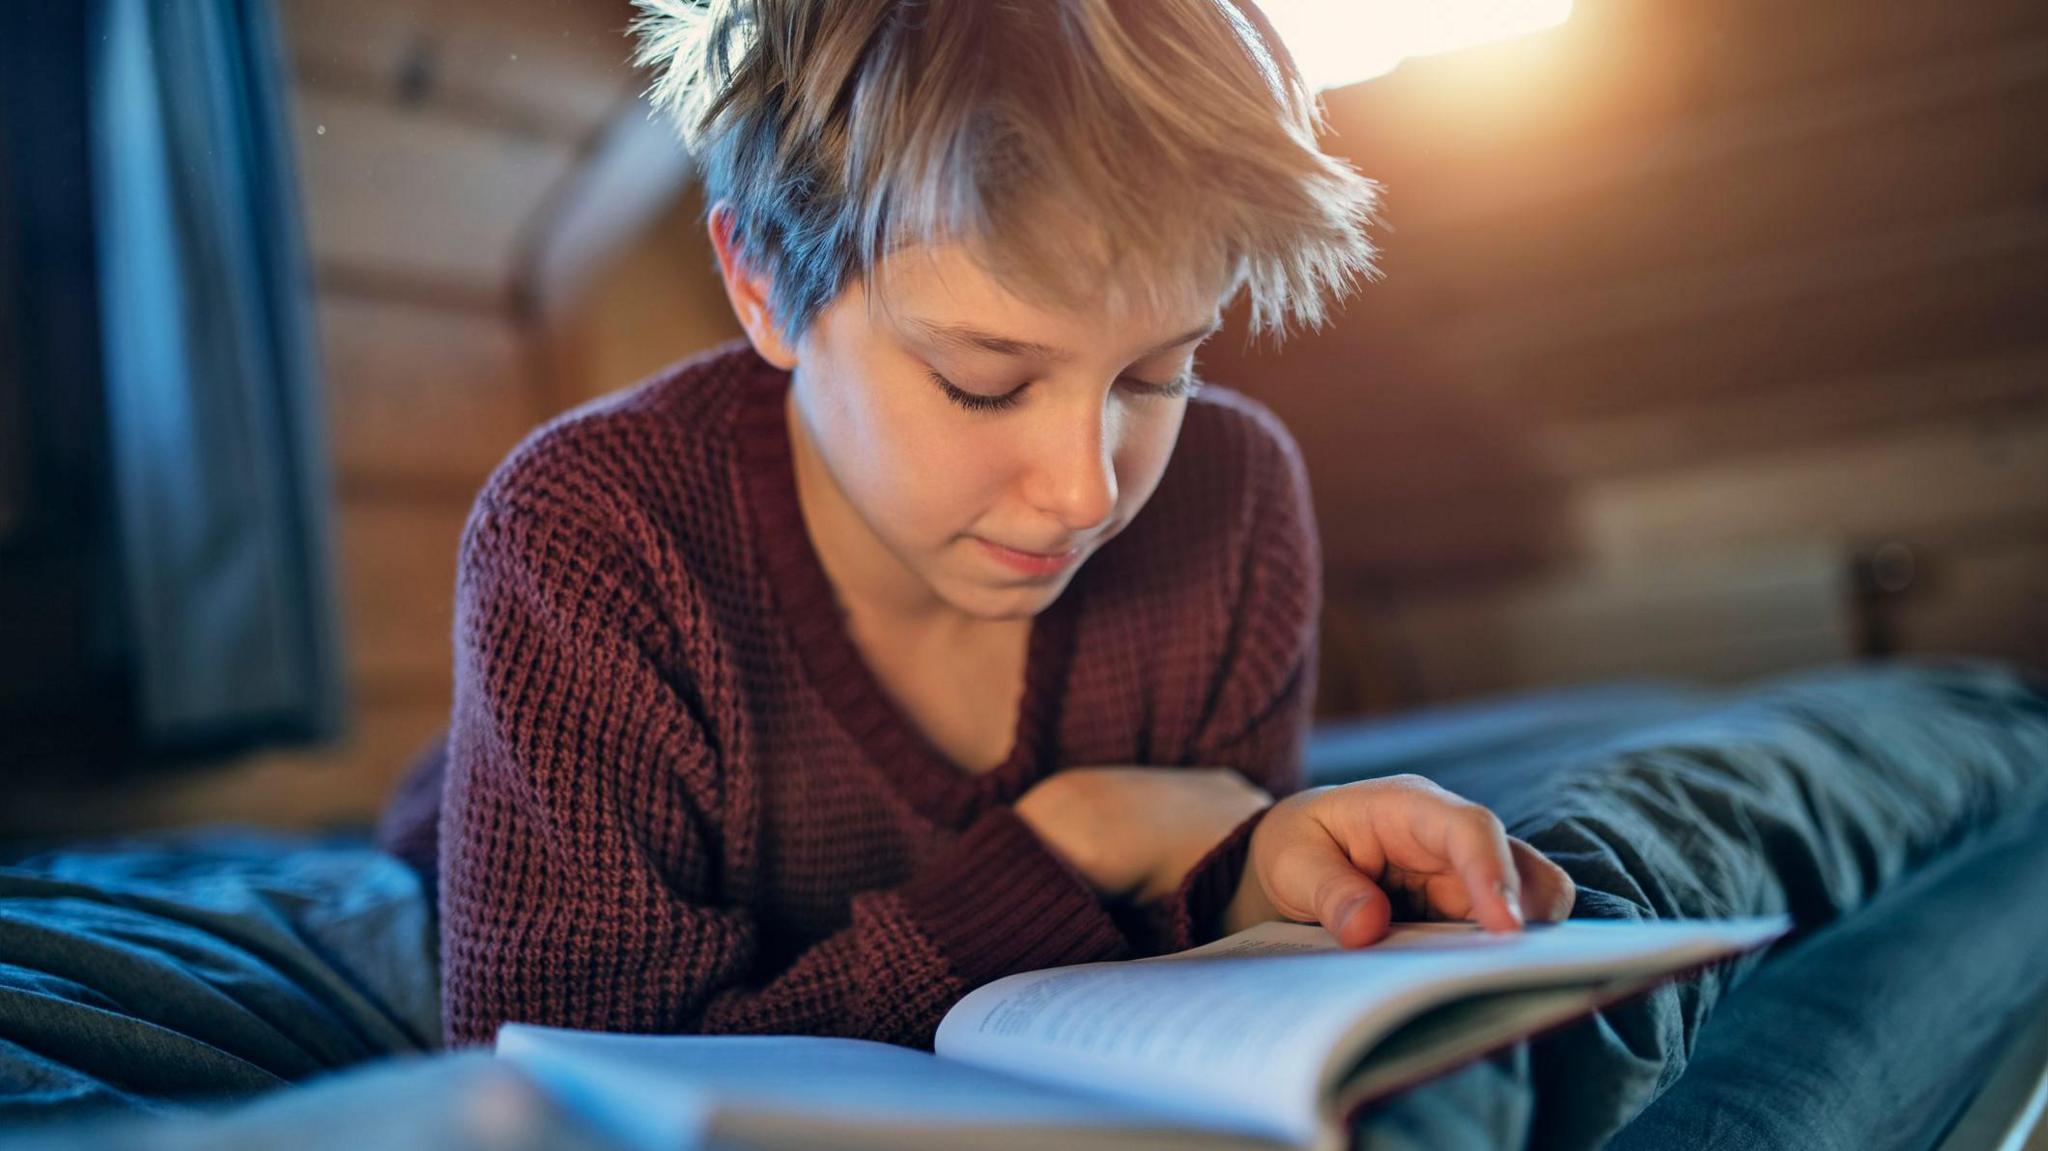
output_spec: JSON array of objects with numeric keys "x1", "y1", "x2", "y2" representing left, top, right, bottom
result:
[{"x1": 631, "y1": 0, "x2": 1379, "y2": 337}]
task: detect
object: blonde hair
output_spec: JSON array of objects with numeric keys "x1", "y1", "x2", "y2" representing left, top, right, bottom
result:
[{"x1": 630, "y1": 0, "x2": 1379, "y2": 338}]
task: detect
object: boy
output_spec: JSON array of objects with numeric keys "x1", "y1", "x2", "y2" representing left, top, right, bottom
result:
[{"x1": 378, "y1": 0, "x2": 1575, "y2": 1050}]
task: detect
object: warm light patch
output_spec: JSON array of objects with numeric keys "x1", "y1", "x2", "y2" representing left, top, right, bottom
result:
[{"x1": 1261, "y1": 0, "x2": 1576, "y2": 90}]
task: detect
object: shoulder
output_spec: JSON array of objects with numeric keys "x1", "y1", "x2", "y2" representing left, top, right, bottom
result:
[
  {"x1": 1096, "y1": 381, "x2": 1318, "y2": 599},
  {"x1": 1176, "y1": 382, "x2": 1316, "y2": 540},
  {"x1": 1082, "y1": 377, "x2": 1321, "y2": 665},
  {"x1": 1071, "y1": 381, "x2": 1321, "y2": 768},
  {"x1": 460, "y1": 340, "x2": 774, "y2": 590},
  {"x1": 475, "y1": 338, "x2": 763, "y2": 530},
  {"x1": 1181, "y1": 380, "x2": 1305, "y2": 468},
  {"x1": 452, "y1": 340, "x2": 774, "y2": 648}
]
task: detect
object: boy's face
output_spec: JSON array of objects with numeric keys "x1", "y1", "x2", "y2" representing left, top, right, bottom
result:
[{"x1": 771, "y1": 241, "x2": 1225, "y2": 626}]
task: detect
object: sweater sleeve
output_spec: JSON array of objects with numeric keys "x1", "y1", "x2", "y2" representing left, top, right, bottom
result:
[
  {"x1": 439, "y1": 493, "x2": 1130, "y2": 1051},
  {"x1": 1123, "y1": 414, "x2": 1322, "y2": 956}
]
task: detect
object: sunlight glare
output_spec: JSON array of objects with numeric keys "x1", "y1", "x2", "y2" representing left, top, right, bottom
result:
[{"x1": 1260, "y1": 0, "x2": 1576, "y2": 90}]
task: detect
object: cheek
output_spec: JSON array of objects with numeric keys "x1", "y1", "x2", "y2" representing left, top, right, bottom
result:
[
  {"x1": 1111, "y1": 403, "x2": 1187, "y2": 510},
  {"x1": 801, "y1": 368, "x2": 904, "y2": 512},
  {"x1": 908, "y1": 424, "x2": 1018, "y2": 525},
  {"x1": 846, "y1": 376, "x2": 996, "y2": 531}
]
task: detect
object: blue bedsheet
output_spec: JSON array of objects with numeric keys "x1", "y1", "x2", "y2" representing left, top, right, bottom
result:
[
  {"x1": 1611, "y1": 806, "x2": 2048, "y2": 1151},
  {"x1": 0, "y1": 660, "x2": 2043, "y2": 1150},
  {"x1": 0, "y1": 832, "x2": 437, "y2": 1118}
]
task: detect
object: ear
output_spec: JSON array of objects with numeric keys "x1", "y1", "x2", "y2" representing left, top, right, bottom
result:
[{"x1": 708, "y1": 202, "x2": 799, "y2": 370}]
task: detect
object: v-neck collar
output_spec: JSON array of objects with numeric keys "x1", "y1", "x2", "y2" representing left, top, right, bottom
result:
[{"x1": 731, "y1": 358, "x2": 1083, "y2": 829}]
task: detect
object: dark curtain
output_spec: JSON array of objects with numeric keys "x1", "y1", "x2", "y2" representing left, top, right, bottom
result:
[
  {"x1": 89, "y1": 0, "x2": 344, "y2": 753},
  {"x1": 0, "y1": 2, "x2": 132, "y2": 769}
]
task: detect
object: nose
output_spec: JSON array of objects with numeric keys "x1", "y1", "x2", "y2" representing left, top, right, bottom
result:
[{"x1": 1023, "y1": 395, "x2": 1119, "y2": 537}]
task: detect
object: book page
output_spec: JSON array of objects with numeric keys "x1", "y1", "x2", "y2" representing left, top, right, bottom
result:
[
  {"x1": 495, "y1": 1024, "x2": 1280, "y2": 1150},
  {"x1": 1160, "y1": 919, "x2": 1345, "y2": 959},
  {"x1": 934, "y1": 917, "x2": 1787, "y2": 1147}
]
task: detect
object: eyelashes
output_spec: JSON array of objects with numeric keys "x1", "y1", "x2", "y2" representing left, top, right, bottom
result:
[
  {"x1": 934, "y1": 376, "x2": 1023, "y2": 413},
  {"x1": 929, "y1": 372, "x2": 1200, "y2": 414}
]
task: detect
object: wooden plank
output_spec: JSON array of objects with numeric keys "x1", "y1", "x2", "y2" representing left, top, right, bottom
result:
[
  {"x1": 1674, "y1": 0, "x2": 2048, "y2": 109},
  {"x1": 1313, "y1": 484, "x2": 1580, "y2": 584},
  {"x1": 532, "y1": 97, "x2": 695, "y2": 323},
  {"x1": 1348, "y1": 24, "x2": 2048, "y2": 238},
  {"x1": 1224, "y1": 224, "x2": 2048, "y2": 540},
  {"x1": 292, "y1": 88, "x2": 579, "y2": 297},
  {"x1": 1889, "y1": 535, "x2": 2048, "y2": 672},
  {"x1": 336, "y1": 498, "x2": 471, "y2": 695},
  {"x1": 1384, "y1": 549, "x2": 1851, "y2": 702},
  {"x1": 277, "y1": 0, "x2": 636, "y2": 141},
  {"x1": 1395, "y1": 46, "x2": 2048, "y2": 310},
  {"x1": 1434, "y1": 208, "x2": 2048, "y2": 380},
  {"x1": 1307, "y1": 405, "x2": 2048, "y2": 585},
  {"x1": 319, "y1": 292, "x2": 540, "y2": 489},
  {"x1": 146, "y1": 695, "x2": 450, "y2": 831},
  {"x1": 1575, "y1": 413, "x2": 2048, "y2": 570},
  {"x1": 313, "y1": 263, "x2": 513, "y2": 317},
  {"x1": 545, "y1": 188, "x2": 742, "y2": 409},
  {"x1": 0, "y1": 696, "x2": 451, "y2": 839},
  {"x1": 1314, "y1": 596, "x2": 1409, "y2": 718},
  {"x1": 1536, "y1": 347, "x2": 2048, "y2": 480},
  {"x1": 1434, "y1": 211, "x2": 2048, "y2": 418}
]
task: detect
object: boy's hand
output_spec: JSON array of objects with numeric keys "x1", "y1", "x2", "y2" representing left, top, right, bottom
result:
[
  {"x1": 1229, "y1": 776, "x2": 1576, "y2": 947},
  {"x1": 1014, "y1": 767, "x2": 1273, "y2": 903}
]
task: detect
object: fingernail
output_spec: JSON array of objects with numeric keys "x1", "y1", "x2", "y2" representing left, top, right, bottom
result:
[
  {"x1": 1500, "y1": 881, "x2": 1524, "y2": 927},
  {"x1": 1334, "y1": 895, "x2": 1369, "y2": 933}
]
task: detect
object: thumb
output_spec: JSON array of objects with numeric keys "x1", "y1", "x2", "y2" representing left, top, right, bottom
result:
[{"x1": 1264, "y1": 827, "x2": 1394, "y2": 949}]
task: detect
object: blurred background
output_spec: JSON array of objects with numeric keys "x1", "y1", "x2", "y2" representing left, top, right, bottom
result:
[{"x1": 2, "y1": 0, "x2": 2044, "y2": 840}]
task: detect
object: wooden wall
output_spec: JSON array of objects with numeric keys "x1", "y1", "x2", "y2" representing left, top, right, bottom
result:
[
  {"x1": 17, "y1": 0, "x2": 2045, "y2": 835},
  {"x1": 546, "y1": 184, "x2": 742, "y2": 412},
  {"x1": 1200, "y1": 0, "x2": 2048, "y2": 712},
  {"x1": 281, "y1": 0, "x2": 625, "y2": 829}
]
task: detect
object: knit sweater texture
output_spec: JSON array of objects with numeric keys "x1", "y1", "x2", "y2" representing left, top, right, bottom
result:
[{"x1": 377, "y1": 340, "x2": 1322, "y2": 1049}]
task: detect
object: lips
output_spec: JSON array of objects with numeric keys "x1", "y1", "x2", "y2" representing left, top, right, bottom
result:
[
  {"x1": 977, "y1": 538, "x2": 1082, "y2": 577},
  {"x1": 996, "y1": 541, "x2": 1077, "y2": 559}
]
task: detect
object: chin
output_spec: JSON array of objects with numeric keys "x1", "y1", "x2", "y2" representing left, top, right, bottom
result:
[{"x1": 946, "y1": 575, "x2": 1070, "y2": 621}]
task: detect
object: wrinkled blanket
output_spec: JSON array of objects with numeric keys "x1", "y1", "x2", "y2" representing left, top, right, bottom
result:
[
  {"x1": 0, "y1": 660, "x2": 2042, "y2": 1151},
  {"x1": 0, "y1": 833, "x2": 437, "y2": 1118}
]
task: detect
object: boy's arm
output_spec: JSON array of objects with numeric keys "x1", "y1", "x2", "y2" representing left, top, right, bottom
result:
[
  {"x1": 1115, "y1": 656, "x2": 1312, "y2": 952},
  {"x1": 439, "y1": 494, "x2": 1130, "y2": 1050}
]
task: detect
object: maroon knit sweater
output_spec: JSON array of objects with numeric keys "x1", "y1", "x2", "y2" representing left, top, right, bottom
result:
[{"x1": 377, "y1": 340, "x2": 1321, "y2": 1050}]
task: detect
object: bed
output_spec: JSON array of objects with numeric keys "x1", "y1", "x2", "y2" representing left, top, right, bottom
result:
[{"x1": 1, "y1": 659, "x2": 2044, "y2": 1150}]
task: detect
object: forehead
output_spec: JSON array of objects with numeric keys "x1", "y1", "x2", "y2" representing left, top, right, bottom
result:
[{"x1": 861, "y1": 241, "x2": 1231, "y2": 358}]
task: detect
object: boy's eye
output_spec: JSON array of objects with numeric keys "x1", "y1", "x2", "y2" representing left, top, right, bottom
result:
[
  {"x1": 930, "y1": 372, "x2": 1023, "y2": 413},
  {"x1": 928, "y1": 372, "x2": 1199, "y2": 414},
  {"x1": 1122, "y1": 374, "x2": 1196, "y2": 401}
]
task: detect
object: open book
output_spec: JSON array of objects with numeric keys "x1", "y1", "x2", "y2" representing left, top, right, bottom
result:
[{"x1": 497, "y1": 916, "x2": 1787, "y2": 1151}]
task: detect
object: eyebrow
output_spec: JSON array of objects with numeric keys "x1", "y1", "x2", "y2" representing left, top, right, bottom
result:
[{"x1": 905, "y1": 317, "x2": 1221, "y2": 364}]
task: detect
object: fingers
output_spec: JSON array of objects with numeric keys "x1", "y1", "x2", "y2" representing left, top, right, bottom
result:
[
  {"x1": 1252, "y1": 781, "x2": 1578, "y2": 948},
  {"x1": 1322, "y1": 875, "x2": 1393, "y2": 950},
  {"x1": 1509, "y1": 838, "x2": 1577, "y2": 922},
  {"x1": 1257, "y1": 812, "x2": 1395, "y2": 948},
  {"x1": 1436, "y1": 801, "x2": 1524, "y2": 933}
]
